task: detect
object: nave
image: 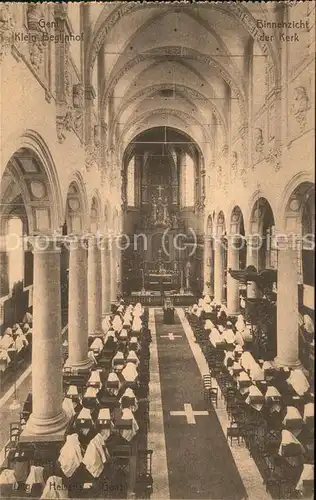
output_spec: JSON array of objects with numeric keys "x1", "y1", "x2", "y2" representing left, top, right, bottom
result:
[{"x1": 0, "y1": 300, "x2": 313, "y2": 499}]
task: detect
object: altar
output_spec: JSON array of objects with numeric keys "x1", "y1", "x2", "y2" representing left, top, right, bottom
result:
[
  {"x1": 148, "y1": 272, "x2": 175, "y2": 291},
  {"x1": 122, "y1": 159, "x2": 199, "y2": 297}
]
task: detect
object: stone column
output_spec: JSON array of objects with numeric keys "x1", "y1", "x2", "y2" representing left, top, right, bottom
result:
[
  {"x1": 227, "y1": 235, "x2": 240, "y2": 316},
  {"x1": 87, "y1": 236, "x2": 102, "y2": 335},
  {"x1": 116, "y1": 237, "x2": 122, "y2": 297},
  {"x1": 274, "y1": 247, "x2": 302, "y2": 368},
  {"x1": 214, "y1": 237, "x2": 225, "y2": 304},
  {"x1": 110, "y1": 237, "x2": 117, "y2": 304},
  {"x1": 22, "y1": 238, "x2": 68, "y2": 439},
  {"x1": 246, "y1": 236, "x2": 262, "y2": 299},
  {"x1": 65, "y1": 239, "x2": 92, "y2": 370},
  {"x1": 101, "y1": 237, "x2": 111, "y2": 316},
  {"x1": 203, "y1": 235, "x2": 213, "y2": 296}
]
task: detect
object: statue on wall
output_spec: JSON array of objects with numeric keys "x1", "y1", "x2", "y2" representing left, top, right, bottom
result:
[
  {"x1": 254, "y1": 128, "x2": 264, "y2": 154},
  {"x1": 291, "y1": 86, "x2": 309, "y2": 131},
  {"x1": 0, "y1": 4, "x2": 15, "y2": 61},
  {"x1": 149, "y1": 185, "x2": 171, "y2": 228},
  {"x1": 27, "y1": 4, "x2": 45, "y2": 31},
  {"x1": 231, "y1": 151, "x2": 238, "y2": 176},
  {"x1": 73, "y1": 84, "x2": 84, "y2": 109},
  {"x1": 94, "y1": 124, "x2": 101, "y2": 147}
]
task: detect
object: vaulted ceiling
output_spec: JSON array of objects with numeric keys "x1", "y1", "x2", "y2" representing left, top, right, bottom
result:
[{"x1": 87, "y1": 3, "x2": 273, "y2": 159}]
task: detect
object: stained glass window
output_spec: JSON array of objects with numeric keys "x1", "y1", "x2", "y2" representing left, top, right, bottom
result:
[
  {"x1": 181, "y1": 154, "x2": 194, "y2": 207},
  {"x1": 127, "y1": 156, "x2": 135, "y2": 207}
]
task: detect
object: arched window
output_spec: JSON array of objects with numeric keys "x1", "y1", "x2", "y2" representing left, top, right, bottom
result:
[
  {"x1": 181, "y1": 154, "x2": 195, "y2": 207},
  {"x1": 127, "y1": 156, "x2": 135, "y2": 207},
  {"x1": 6, "y1": 217, "x2": 24, "y2": 291}
]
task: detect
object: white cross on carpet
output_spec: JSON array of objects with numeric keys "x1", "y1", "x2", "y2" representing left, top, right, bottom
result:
[
  {"x1": 160, "y1": 332, "x2": 182, "y2": 341},
  {"x1": 170, "y1": 403, "x2": 209, "y2": 424}
]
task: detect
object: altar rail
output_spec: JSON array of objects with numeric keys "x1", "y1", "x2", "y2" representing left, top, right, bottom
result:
[{"x1": 128, "y1": 293, "x2": 195, "y2": 307}]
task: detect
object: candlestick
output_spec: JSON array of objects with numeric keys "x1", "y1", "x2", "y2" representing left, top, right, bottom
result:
[
  {"x1": 141, "y1": 269, "x2": 145, "y2": 294},
  {"x1": 180, "y1": 270, "x2": 184, "y2": 295}
]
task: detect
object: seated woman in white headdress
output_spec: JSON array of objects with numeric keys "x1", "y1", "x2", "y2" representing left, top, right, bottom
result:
[
  {"x1": 234, "y1": 330, "x2": 245, "y2": 347},
  {"x1": 240, "y1": 326, "x2": 252, "y2": 343},
  {"x1": 87, "y1": 369, "x2": 103, "y2": 389},
  {"x1": 88, "y1": 350, "x2": 97, "y2": 365},
  {"x1": 41, "y1": 476, "x2": 68, "y2": 499},
  {"x1": 112, "y1": 314, "x2": 123, "y2": 332},
  {"x1": 303, "y1": 314, "x2": 314, "y2": 344},
  {"x1": 195, "y1": 307, "x2": 202, "y2": 318},
  {"x1": 121, "y1": 361, "x2": 138, "y2": 383},
  {"x1": 22, "y1": 323, "x2": 32, "y2": 338},
  {"x1": 117, "y1": 304, "x2": 124, "y2": 315},
  {"x1": 106, "y1": 371, "x2": 120, "y2": 396},
  {"x1": 101, "y1": 316, "x2": 111, "y2": 334},
  {"x1": 62, "y1": 397, "x2": 76, "y2": 419},
  {"x1": 129, "y1": 336, "x2": 140, "y2": 352},
  {"x1": 118, "y1": 328, "x2": 128, "y2": 341},
  {"x1": 12, "y1": 324, "x2": 23, "y2": 336},
  {"x1": 0, "y1": 348, "x2": 10, "y2": 363},
  {"x1": 250, "y1": 362, "x2": 265, "y2": 382},
  {"x1": 133, "y1": 302, "x2": 144, "y2": 317},
  {"x1": 14, "y1": 331, "x2": 29, "y2": 352},
  {"x1": 22, "y1": 311, "x2": 33, "y2": 326},
  {"x1": 89, "y1": 336, "x2": 103, "y2": 353},
  {"x1": 209, "y1": 328, "x2": 223, "y2": 348},
  {"x1": 83, "y1": 386, "x2": 99, "y2": 401},
  {"x1": 82, "y1": 433, "x2": 110, "y2": 478},
  {"x1": 217, "y1": 305, "x2": 227, "y2": 324},
  {"x1": 204, "y1": 294, "x2": 211, "y2": 305},
  {"x1": 58, "y1": 433, "x2": 82, "y2": 478},
  {"x1": 203, "y1": 302, "x2": 212, "y2": 314},
  {"x1": 126, "y1": 350, "x2": 139, "y2": 367},
  {"x1": 132, "y1": 317, "x2": 142, "y2": 333},
  {"x1": 222, "y1": 324, "x2": 236, "y2": 346},
  {"x1": 25, "y1": 465, "x2": 45, "y2": 493},
  {"x1": 112, "y1": 350, "x2": 125, "y2": 371},
  {"x1": 204, "y1": 319, "x2": 214, "y2": 332},
  {"x1": 104, "y1": 329, "x2": 117, "y2": 346},
  {"x1": 0, "y1": 468, "x2": 18, "y2": 489},
  {"x1": 0, "y1": 328, "x2": 14, "y2": 349},
  {"x1": 123, "y1": 316, "x2": 132, "y2": 328},
  {"x1": 120, "y1": 387, "x2": 138, "y2": 412},
  {"x1": 198, "y1": 298, "x2": 205, "y2": 308},
  {"x1": 240, "y1": 295, "x2": 246, "y2": 310},
  {"x1": 118, "y1": 408, "x2": 139, "y2": 442},
  {"x1": 235, "y1": 314, "x2": 245, "y2": 333}
]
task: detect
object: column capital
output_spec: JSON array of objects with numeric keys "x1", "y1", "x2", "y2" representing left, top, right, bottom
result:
[{"x1": 27, "y1": 235, "x2": 63, "y2": 253}]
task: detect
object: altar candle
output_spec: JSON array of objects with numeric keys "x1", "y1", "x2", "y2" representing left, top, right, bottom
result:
[
  {"x1": 180, "y1": 270, "x2": 183, "y2": 288},
  {"x1": 141, "y1": 269, "x2": 144, "y2": 287}
]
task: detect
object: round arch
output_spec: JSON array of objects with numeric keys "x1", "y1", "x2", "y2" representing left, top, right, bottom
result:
[
  {"x1": 0, "y1": 133, "x2": 63, "y2": 234},
  {"x1": 64, "y1": 173, "x2": 89, "y2": 235},
  {"x1": 216, "y1": 210, "x2": 226, "y2": 237},
  {"x1": 230, "y1": 205, "x2": 245, "y2": 236},
  {"x1": 278, "y1": 172, "x2": 314, "y2": 232}
]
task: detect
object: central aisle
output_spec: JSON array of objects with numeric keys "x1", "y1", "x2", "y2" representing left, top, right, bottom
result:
[{"x1": 154, "y1": 308, "x2": 247, "y2": 500}]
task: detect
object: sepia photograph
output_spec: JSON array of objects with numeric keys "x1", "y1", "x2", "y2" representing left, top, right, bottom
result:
[{"x1": 0, "y1": 1, "x2": 314, "y2": 499}]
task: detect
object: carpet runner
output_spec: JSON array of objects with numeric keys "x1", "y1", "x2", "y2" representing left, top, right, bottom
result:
[{"x1": 154, "y1": 308, "x2": 247, "y2": 499}]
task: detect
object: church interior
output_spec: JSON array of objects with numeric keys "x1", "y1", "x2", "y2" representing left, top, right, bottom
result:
[{"x1": 0, "y1": 2, "x2": 314, "y2": 499}]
